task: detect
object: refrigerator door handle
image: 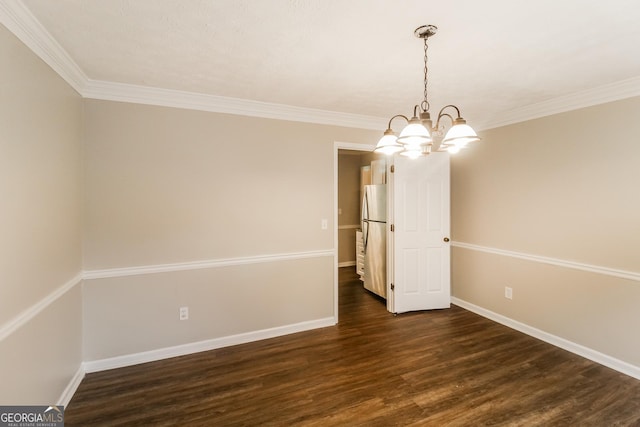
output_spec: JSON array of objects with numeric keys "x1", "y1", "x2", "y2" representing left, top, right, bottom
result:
[
  {"x1": 361, "y1": 190, "x2": 368, "y2": 224},
  {"x1": 363, "y1": 220, "x2": 369, "y2": 253},
  {"x1": 361, "y1": 188, "x2": 370, "y2": 253}
]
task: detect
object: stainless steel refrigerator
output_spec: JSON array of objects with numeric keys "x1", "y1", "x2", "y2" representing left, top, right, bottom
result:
[{"x1": 361, "y1": 184, "x2": 387, "y2": 298}]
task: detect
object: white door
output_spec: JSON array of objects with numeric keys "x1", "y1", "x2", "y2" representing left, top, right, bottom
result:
[{"x1": 389, "y1": 151, "x2": 451, "y2": 314}]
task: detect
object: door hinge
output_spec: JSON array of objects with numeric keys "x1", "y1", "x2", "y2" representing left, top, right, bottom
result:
[
  {"x1": 390, "y1": 224, "x2": 394, "y2": 232},
  {"x1": 390, "y1": 283, "x2": 395, "y2": 291},
  {"x1": 390, "y1": 165, "x2": 395, "y2": 173}
]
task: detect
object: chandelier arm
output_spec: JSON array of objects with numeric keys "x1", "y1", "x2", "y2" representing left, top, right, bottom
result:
[
  {"x1": 387, "y1": 114, "x2": 409, "y2": 130},
  {"x1": 437, "y1": 104, "x2": 462, "y2": 118},
  {"x1": 434, "y1": 112, "x2": 454, "y2": 132},
  {"x1": 434, "y1": 105, "x2": 462, "y2": 129}
]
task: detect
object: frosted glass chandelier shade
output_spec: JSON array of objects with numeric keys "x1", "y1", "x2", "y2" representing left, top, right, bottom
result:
[
  {"x1": 397, "y1": 117, "x2": 432, "y2": 146},
  {"x1": 374, "y1": 130, "x2": 404, "y2": 155},
  {"x1": 442, "y1": 120, "x2": 481, "y2": 147}
]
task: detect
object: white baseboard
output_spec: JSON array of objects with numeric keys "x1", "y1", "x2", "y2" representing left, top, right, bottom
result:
[
  {"x1": 83, "y1": 317, "x2": 336, "y2": 373},
  {"x1": 452, "y1": 297, "x2": 640, "y2": 381},
  {"x1": 58, "y1": 364, "x2": 85, "y2": 407},
  {"x1": 338, "y1": 261, "x2": 356, "y2": 268}
]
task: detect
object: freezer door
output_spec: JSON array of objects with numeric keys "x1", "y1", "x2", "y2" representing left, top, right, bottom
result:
[{"x1": 364, "y1": 185, "x2": 387, "y2": 222}]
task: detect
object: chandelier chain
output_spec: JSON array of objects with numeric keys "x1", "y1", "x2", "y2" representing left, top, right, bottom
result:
[{"x1": 422, "y1": 37, "x2": 430, "y2": 113}]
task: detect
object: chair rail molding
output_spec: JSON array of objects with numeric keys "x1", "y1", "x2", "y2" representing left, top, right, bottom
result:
[
  {"x1": 83, "y1": 249, "x2": 335, "y2": 280},
  {"x1": 452, "y1": 241, "x2": 640, "y2": 282}
]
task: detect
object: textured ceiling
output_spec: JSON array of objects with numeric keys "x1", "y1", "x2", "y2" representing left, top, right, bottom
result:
[{"x1": 18, "y1": 0, "x2": 640, "y2": 129}]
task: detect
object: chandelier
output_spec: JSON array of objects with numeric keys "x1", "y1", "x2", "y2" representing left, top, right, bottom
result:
[{"x1": 374, "y1": 25, "x2": 480, "y2": 158}]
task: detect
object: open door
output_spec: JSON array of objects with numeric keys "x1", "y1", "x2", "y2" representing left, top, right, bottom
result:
[{"x1": 388, "y1": 152, "x2": 451, "y2": 314}]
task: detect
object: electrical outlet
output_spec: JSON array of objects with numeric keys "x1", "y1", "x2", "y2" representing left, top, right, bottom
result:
[
  {"x1": 179, "y1": 306, "x2": 189, "y2": 320},
  {"x1": 505, "y1": 287, "x2": 513, "y2": 300},
  {"x1": 321, "y1": 219, "x2": 328, "y2": 230}
]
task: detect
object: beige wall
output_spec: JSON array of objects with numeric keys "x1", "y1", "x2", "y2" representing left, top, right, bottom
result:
[
  {"x1": 82, "y1": 99, "x2": 377, "y2": 361},
  {"x1": 0, "y1": 24, "x2": 83, "y2": 403},
  {"x1": 84, "y1": 257, "x2": 333, "y2": 360},
  {"x1": 451, "y1": 96, "x2": 640, "y2": 367}
]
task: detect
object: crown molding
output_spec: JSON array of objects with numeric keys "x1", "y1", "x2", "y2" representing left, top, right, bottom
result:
[
  {"x1": 3, "y1": 0, "x2": 640, "y2": 131},
  {"x1": 83, "y1": 79, "x2": 385, "y2": 130},
  {"x1": 476, "y1": 76, "x2": 640, "y2": 131},
  {"x1": 0, "y1": 1, "x2": 383, "y2": 130},
  {"x1": 0, "y1": 0, "x2": 87, "y2": 94}
]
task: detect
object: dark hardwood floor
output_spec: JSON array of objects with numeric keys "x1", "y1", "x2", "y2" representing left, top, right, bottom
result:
[{"x1": 66, "y1": 267, "x2": 640, "y2": 426}]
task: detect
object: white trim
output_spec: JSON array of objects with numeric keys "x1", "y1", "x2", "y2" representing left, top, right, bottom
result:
[
  {"x1": 338, "y1": 261, "x2": 356, "y2": 268},
  {"x1": 83, "y1": 317, "x2": 335, "y2": 373},
  {"x1": 0, "y1": 273, "x2": 83, "y2": 342},
  {"x1": 452, "y1": 297, "x2": 640, "y2": 381},
  {"x1": 4, "y1": 2, "x2": 640, "y2": 132},
  {"x1": 83, "y1": 249, "x2": 334, "y2": 280},
  {"x1": 452, "y1": 241, "x2": 640, "y2": 283},
  {"x1": 4, "y1": 1, "x2": 640, "y2": 133},
  {"x1": 476, "y1": 76, "x2": 640, "y2": 130},
  {"x1": 0, "y1": 2, "x2": 384, "y2": 129},
  {"x1": 0, "y1": 0, "x2": 87, "y2": 94},
  {"x1": 335, "y1": 141, "x2": 376, "y2": 152},
  {"x1": 58, "y1": 365, "x2": 85, "y2": 407},
  {"x1": 83, "y1": 79, "x2": 384, "y2": 130},
  {"x1": 338, "y1": 224, "x2": 360, "y2": 230}
]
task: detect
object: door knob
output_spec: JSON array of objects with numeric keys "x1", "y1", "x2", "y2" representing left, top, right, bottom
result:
[{"x1": 443, "y1": 237, "x2": 450, "y2": 242}]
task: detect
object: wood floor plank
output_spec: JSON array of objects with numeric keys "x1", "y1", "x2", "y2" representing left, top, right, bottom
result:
[{"x1": 65, "y1": 268, "x2": 640, "y2": 426}]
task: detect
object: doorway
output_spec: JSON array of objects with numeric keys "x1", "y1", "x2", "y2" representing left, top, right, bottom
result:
[
  {"x1": 333, "y1": 141, "x2": 382, "y2": 323},
  {"x1": 333, "y1": 143, "x2": 452, "y2": 321}
]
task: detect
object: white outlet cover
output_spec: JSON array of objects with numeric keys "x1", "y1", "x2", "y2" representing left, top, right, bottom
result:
[
  {"x1": 505, "y1": 287, "x2": 513, "y2": 300},
  {"x1": 179, "y1": 306, "x2": 189, "y2": 320}
]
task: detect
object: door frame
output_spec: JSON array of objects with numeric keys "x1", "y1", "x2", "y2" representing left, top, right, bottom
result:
[{"x1": 333, "y1": 141, "x2": 375, "y2": 323}]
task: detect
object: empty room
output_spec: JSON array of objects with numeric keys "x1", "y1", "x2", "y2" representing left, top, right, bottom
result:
[{"x1": 1, "y1": 0, "x2": 639, "y2": 425}]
